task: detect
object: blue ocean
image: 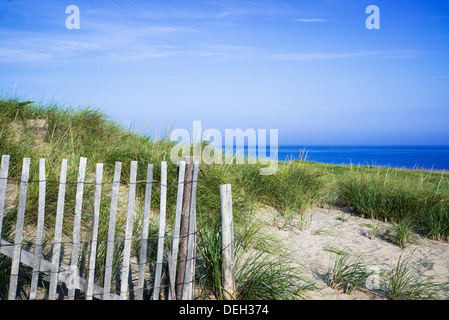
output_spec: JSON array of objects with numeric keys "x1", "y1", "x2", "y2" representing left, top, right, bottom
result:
[
  {"x1": 228, "y1": 145, "x2": 449, "y2": 171},
  {"x1": 276, "y1": 146, "x2": 449, "y2": 171}
]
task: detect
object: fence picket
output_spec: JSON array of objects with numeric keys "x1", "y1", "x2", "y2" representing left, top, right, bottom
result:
[
  {"x1": 8, "y1": 158, "x2": 30, "y2": 300},
  {"x1": 0, "y1": 237, "x2": 118, "y2": 299},
  {"x1": 30, "y1": 159, "x2": 46, "y2": 300},
  {"x1": 0, "y1": 156, "x2": 212, "y2": 301},
  {"x1": 182, "y1": 160, "x2": 199, "y2": 300},
  {"x1": 190, "y1": 161, "x2": 199, "y2": 299},
  {"x1": 68, "y1": 157, "x2": 87, "y2": 300},
  {"x1": 120, "y1": 161, "x2": 138, "y2": 300},
  {"x1": 137, "y1": 164, "x2": 154, "y2": 300},
  {"x1": 176, "y1": 157, "x2": 196, "y2": 299},
  {"x1": 153, "y1": 161, "x2": 167, "y2": 300},
  {"x1": 0, "y1": 155, "x2": 11, "y2": 240},
  {"x1": 48, "y1": 159, "x2": 68, "y2": 300},
  {"x1": 103, "y1": 161, "x2": 122, "y2": 300},
  {"x1": 168, "y1": 161, "x2": 186, "y2": 300},
  {"x1": 86, "y1": 163, "x2": 103, "y2": 300},
  {"x1": 220, "y1": 184, "x2": 235, "y2": 300}
]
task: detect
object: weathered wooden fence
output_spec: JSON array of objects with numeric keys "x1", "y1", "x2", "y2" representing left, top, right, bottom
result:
[{"x1": 0, "y1": 154, "x2": 235, "y2": 300}]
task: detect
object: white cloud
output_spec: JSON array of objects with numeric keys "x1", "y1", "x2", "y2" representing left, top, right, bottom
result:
[
  {"x1": 197, "y1": 44, "x2": 260, "y2": 57},
  {"x1": 0, "y1": 22, "x2": 198, "y2": 63},
  {"x1": 296, "y1": 18, "x2": 327, "y2": 23},
  {"x1": 216, "y1": 11, "x2": 232, "y2": 18},
  {"x1": 269, "y1": 50, "x2": 419, "y2": 61},
  {"x1": 269, "y1": 51, "x2": 379, "y2": 61},
  {"x1": 0, "y1": 15, "x2": 420, "y2": 66},
  {"x1": 432, "y1": 74, "x2": 449, "y2": 79}
]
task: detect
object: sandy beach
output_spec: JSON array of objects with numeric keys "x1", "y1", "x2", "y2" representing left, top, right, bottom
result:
[{"x1": 256, "y1": 206, "x2": 449, "y2": 300}]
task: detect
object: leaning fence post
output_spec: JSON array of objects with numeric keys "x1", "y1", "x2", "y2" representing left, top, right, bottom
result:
[
  {"x1": 0, "y1": 155, "x2": 10, "y2": 290},
  {"x1": 220, "y1": 184, "x2": 235, "y2": 300},
  {"x1": 182, "y1": 160, "x2": 199, "y2": 300},
  {"x1": 120, "y1": 161, "x2": 138, "y2": 300},
  {"x1": 0, "y1": 155, "x2": 10, "y2": 240},
  {"x1": 86, "y1": 163, "x2": 103, "y2": 300},
  {"x1": 68, "y1": 157, "x2": 87, "y2": 300},
  {"x1": 153, "y1": 161, "x2": 167, "y2": 300},
  {"x1": 30, "y1": 158, "x2": 46, "y2": 300},
  {"x1": 8, "y1": 158, "x2": 30, "y2": 300},
  {"x1": 48, "y1": 159, "x2": 68, "y2": 300},
  {"x1": 168, "y1": 160, "x2": 185, "y2": 300},
  {"x1": 103, "y1": 161, "x2": 122, "y2": 300},
  {"x1": 137, "y1": 163, "x2": 154, "y2": 300},
  {"x1": 176, "y1": 156, "x2": 198, "y2": 299}
]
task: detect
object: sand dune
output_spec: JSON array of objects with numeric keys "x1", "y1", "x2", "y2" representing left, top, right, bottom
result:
[{"x1": 257, "y1": 206, "x2": 449, "y2": 300}]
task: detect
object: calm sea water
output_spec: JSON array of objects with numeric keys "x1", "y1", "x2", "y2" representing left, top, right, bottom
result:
[
  {"x1": 227, "y1": 145, "x2": 449, "y2": 171},
  {"x1": 276, "y1": 146, "x2": 449, "y2": 171}
]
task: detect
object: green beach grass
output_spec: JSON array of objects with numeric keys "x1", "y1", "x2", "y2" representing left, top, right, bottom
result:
[{"x1": 1, "y1": 97, "x2": 448, "y2": 299}]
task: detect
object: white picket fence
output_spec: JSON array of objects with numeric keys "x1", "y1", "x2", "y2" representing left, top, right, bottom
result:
[{"x1": 0, "y1": 154, "x2": 236, "y2": 300}]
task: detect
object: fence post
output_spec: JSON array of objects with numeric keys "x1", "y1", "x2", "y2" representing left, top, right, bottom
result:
[
  {"x1": 103, "y1": 161, "x2": 122, "y2": 300},
  {"x1": 8, "y1": 157, "x2": 30, "y2": 300},
  {"x1": 176, "y1": 156, "x2": 198, "y2": 299},
  {"x1": 30, "y1": 158, "x2": 46, "y2": 300},
  {"x1": 220, "y1": 184, "x2": 235, "y2": 300},
  {"x1": 0, "y1": 155, "x2": 10, "y2": 296},
  {"x1": 182, "y1": 160, "x2": 199, "y2": 300},
  {"x1": 68, "y1": 157, "x2": 87, "y2": 300},
  {"x1": 0, "y1": 155, "x2": 10, "y2": 240},
  {"x1": 86, "y1": 163, "x2": 103, "y2": 300},
  {"x1": 153, "y1": 161, "x2": 167, "y2": 300},
  {"x1": 120, "y1": 161, "x2": 138, "y2": 300},
  {"x1": 168, "y1": 160, "x2": 186, "y2": 300},
  {"x1": 137, "y1": 163, "x2": 154, "y2": 300},
  {"x1": 49, "y1": 159, "x2": 68, "y2": 300}
]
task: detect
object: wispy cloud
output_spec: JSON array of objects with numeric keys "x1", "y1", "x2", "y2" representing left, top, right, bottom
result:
[
  {"x1": 296, "y1": 18, "x2": 327, "y2": 23},
  {"x1": 197, "y1": 44, "x2": 260, "y2": 57},
  {"x1": 432, "y1": 74, "x2": 449, "y2": 79},
  {"x1": 269, "y1": 51, "x2": 374, "y2": 61},
  {"x1": 431, "y1": 15, "x2": 447, "y2": 20},
  {"x1": 267, "y1": 50, "x2": 418, "y2": 61},
  {"x1": 0, "y1": 27, "x2": 420, "y2": 65},
  {"x1": 0, "y1": 21, "x2": 199, "y2": 63},
  {"x1": 0, "y1": 2, "x2": 420, "y2": 66},
  {"x1": 216, "y1": 11, "x2": 232, "y2": 18}
]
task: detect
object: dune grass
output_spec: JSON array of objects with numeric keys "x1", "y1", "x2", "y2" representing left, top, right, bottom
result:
[
  {"x1": 197, "y1": 214, "x2": 316, "y2": 300},
  {"x1": 324, "y1": 247, "x2": 372, "y2": 295},
  {"x1": 380, "y1": 252, "x2": 447, "y2": 300},
  {"x1": 321, "y1": 248, "x2": 448, "y2": 299},
  {"x1": 338, "y1": 166, "x2": 449, "y2": 241},
  {"x1": 1, "y1": 97, "x2": 449, "y2": 299},
  {"x1": 0, "y1": 97, "x2": 324, "y2": 299}
]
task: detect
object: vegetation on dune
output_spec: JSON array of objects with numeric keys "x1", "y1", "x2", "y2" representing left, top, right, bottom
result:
[
  {"x1": 1, "y1": 97, "x2": 448, "y2": 299},
  {"x1": 380, "y1": 251, "x2": 447, "y2": 300},
  {"x1": 338, "y1": 166, "x2": 449, "y2": 241}
]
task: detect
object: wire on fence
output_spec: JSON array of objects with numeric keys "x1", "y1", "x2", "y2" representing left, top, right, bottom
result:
[
  {"x1": 0, "y1": 177, "x2": 197, "y2": 188},
  {"x1": 0, "y1": 157, "x2": 209, "y2": 300}
]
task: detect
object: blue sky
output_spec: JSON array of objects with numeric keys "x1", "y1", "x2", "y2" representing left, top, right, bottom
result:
[{"x1": 0, "y1": 0, "x2": 448, "y2": 145}]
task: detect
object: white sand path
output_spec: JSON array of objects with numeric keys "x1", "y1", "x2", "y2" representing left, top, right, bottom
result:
[{"x1": 256, "y1": 206, "x2": 449, "y2": 300}]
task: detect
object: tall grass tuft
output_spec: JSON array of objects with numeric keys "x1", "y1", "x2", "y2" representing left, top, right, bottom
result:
[
  {"x1": 234, "y1": 160, "x2": 324, "y2": 226},
  {"x1": 339, "y1": 167, "x2": 449, "y2": 241},
  {"x1": 197, "y1": 214, "x2": 315, "y2": 300},
  {"x1": 380, "y1": 252, "x2": 447, "y2": 300},
  {"x1": 235, "y1": 245, "x2": 315, "y2": 300},
  {"x1": 324, "y1": 247, "x2": 372, "y2": 295},
  {"x1": 388, "y1": 218, "x2": 414, "y2": 248}
]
